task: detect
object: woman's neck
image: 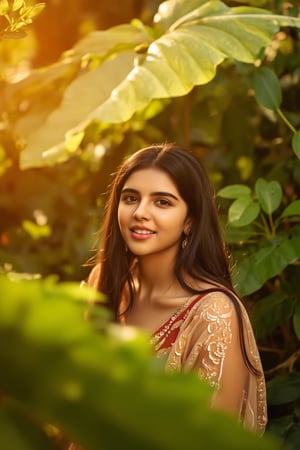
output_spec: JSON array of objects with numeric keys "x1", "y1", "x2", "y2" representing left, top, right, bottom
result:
[{"x1": 135, "y1": 255, "x2": 188, "y2": 305}]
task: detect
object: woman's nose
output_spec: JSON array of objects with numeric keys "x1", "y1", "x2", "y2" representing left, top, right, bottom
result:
[{"x1": 133, "y1": 200, "x2": 150, "y2": 220}]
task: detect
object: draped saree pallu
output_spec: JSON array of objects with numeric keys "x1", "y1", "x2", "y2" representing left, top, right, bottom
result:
[{"x1": 151, "y1": 289, "x2": 267, "y2": 434}]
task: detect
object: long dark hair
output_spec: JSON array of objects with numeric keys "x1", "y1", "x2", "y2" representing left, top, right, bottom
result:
[{"x1": 95, "y1": 143, "x2": 259, "y2": 375}]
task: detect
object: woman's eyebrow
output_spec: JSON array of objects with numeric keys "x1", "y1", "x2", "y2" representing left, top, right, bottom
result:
[
  {"x1": 152, "y1": 191, "x2": 179, "y2": 201},
  {"x1": 121, "y1": 187, "x2": 178, "y2": 201},
  {"x1": 121, "y1": 188, "x2": 139, "y2": 195}
]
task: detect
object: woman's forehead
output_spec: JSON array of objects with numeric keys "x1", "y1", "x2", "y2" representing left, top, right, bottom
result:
[{"x1": 123, "y1": 168, "x2": 180, "y2": 193}]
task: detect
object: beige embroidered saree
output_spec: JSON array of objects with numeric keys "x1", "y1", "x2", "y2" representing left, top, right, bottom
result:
[{"x1": 151, "y1": 289, "x2": 267, "y2": 434}]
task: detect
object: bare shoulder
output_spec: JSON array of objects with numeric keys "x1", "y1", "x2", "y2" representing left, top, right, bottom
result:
[{"x1": 87, "y1": 263, "x2": 100, "y2": 288}]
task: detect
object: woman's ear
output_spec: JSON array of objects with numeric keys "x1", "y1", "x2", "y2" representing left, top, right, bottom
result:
[{"x1": 183, "y1": 217, "x2": 192, "y2": 236}]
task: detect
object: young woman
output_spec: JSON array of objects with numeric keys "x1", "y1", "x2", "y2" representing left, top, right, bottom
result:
[{"x1": 87, "y1": 143, "x2": 267, "y2": 434}]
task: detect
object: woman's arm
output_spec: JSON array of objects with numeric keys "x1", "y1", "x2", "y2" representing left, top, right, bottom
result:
[{"x1": 172, "y1": 291, "x2": 266, "y2": 431}]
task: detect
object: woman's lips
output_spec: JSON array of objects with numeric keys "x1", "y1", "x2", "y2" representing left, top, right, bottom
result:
[{"x1": 130, "y1": 227, "x2": 155, "y2": 239}]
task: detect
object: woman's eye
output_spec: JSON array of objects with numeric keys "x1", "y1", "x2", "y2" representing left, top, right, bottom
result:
[
  {"x1": 122, "y1": 195, "x2": 137, "y2": 203},
  {"x1": 155, "y1": 198, "x2": 171, "y2": 207}
]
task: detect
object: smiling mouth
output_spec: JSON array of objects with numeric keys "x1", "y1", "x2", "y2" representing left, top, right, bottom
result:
[{"x1": 130, "y1": 228, "x2": 155, "y2": 235}]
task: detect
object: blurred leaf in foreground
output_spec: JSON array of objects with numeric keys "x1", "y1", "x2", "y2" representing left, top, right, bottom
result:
[{"x1": 0, "y1": 275, "x2": 281, "y2": 450}]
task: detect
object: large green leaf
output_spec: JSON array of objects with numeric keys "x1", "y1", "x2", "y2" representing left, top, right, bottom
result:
[
  {"x1": 281, "y1": 199, "x2": 300, "y2": 218},
  {"x1": 254, "y1": 232, "x2": 300, "y2": 281},
  {"x1": 267, "y1": 372, "x2": 300, "y2": 405},
  {"x1": 71, "y1": 22, "x2": 153, "y2": 59},
  {"x1": 251, "y1": 292, "x2": 294, "y2": 339},
  {"x1": 228, "y1": 195, "x2": 260, "y2": 226},
  {"x1": 154, "y1": 0, "x2": 211, "y2": 31},
  {"x1": 4, "y1": 58, "x2": 80, "y2": 138},
  {"x1": 234, "y1": 226, "x2": 300, "y2": 296},
  {"x1": 292, "y1": 130, "x2": 300, "y2": 160},
  {"x1": 83, "y1": 6, "x2": 280, "y2": 124},
  {"x1": 232, "y1": 253, "x2": 263, "y2": 297},
  {"x1": 20, "y1": 0, "x2": 300, "y2": 168},
  {"x1": 255, "y1": 178, "x2": 282, "y2": 214},
  {"x1": 217, "y1": 184, "x2": 252, "y2": 199},
  {"x1": 252, "y1": 67, "x2": 282, "y2": 110},
  {"x1": 20, "y1": 52, "x2": 136, "y2": 168},
  {"x1": 222, "y1": 224, "x2": 255, "y2": 244}
]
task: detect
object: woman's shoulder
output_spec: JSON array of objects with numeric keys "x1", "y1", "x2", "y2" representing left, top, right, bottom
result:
[
  {"x1": 189, "y1": 286, "x2": 242, "y2": 321},
  {"x1": 86, "y1": 263, "x2": 101, "y2": 288}
]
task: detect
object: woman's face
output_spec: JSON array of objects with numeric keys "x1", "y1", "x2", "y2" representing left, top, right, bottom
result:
[{"x1": 117, "y1": 168, "x2": 191, "y2": 259}]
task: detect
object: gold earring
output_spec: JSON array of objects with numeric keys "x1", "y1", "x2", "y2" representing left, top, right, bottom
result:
[{"x1": 181, "y1": 236, "x2": 188, "y2": 249}]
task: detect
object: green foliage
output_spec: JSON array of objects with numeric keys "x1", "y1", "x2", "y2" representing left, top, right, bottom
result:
[
  {"x1": 0, "y1": 275, "x2": 281, "y2": 450},
  {"x1": 217, "y1": 166, "x2": 300, "y2": 449},
  {"x1": 255, "y1": 178, "x2": 282, "y2": 214},
  {"x1": 252, "y1": 66, "x2": 300, "y2": 158},
  {"x1": 252, "y1": 67, "x2": 282, "y2": 110},
  {"x1": 218, "y1": 177, "x2": 300, "y2": 295},
  {"x1": 1, "y1": 0, "x2": 300, "y2": 449},
  {"x1": 0, "y1": 0, "x2": 45, "y2": 39},
  {"x1": 268, "y1": 372, "x2": 300, "y2": 405},
  {"x1": 251, "y1": 292, "x2": 294, "y2": 340},
  {"x1": 10, "y1": 0, "x2": 300, "y2": 168},
  {"x1": 281, "y1": 200, "x2": 300, "y2": 218},
  {"x1": 218, "y1": 178, "x2": 284, "y2": 231},
  {"x1": 292, "y1": 131, "x2": 300, "y2": 158},
  {"x1": 0, "y1": 155, "x2": 99, "y2": 280},
  {"x1": 267, "y1": 373, "x2": 300, "y2": 449},
  {"x1": 218, "y1": 161, "x2": 300, "y2": 448}
]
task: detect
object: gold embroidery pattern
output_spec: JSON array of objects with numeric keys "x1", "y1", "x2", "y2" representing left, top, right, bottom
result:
[
  {"x1": 151, "y1": 296, "x2": 195, "y2": 351},
  {"x1": 196, "y1": 295, "x2": 232, "y2": 385},
  {"x1": 155, "y1": 293, "x2": 234, "y2": 381},
  {"x1": 152, "y1": 291, "x2": 267, "y2": 433},
  {"x1": 245, "y1": 319, "x2": 268, "y2": 432}
]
